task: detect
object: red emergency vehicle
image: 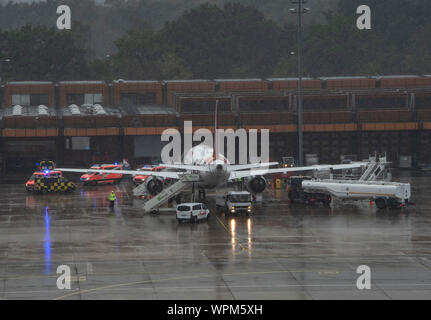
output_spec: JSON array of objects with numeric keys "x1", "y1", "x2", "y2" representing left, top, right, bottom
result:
[
  {"x1": 133, "y1": 166, "x2": 167, "y2": 186},
  {"x1": 26, "y1": 170, "x2": 63, "y2": 192},
  {"x1": 81, "y1": 164, "x2": 124, "y2": 186}
]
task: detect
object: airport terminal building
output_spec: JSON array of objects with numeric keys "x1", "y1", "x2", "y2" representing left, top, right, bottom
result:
[{"x1": 0, "y1": 75, "x2": 430, "y2": 177}]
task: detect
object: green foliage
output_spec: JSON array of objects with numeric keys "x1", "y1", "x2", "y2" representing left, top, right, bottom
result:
[
  {"x1": 161, "y1": 3, "x2": 284, "y2": 78},
  {"x1": 111, "y1": 28, "x2": 192, "y2": 80},
  {"x1": 1, "y1": 0, "x2": 431, "y2": 81},
  {"x1": 275, "y1": 0, "x2": 431, "y2": 77},
  {"x1": 0, "y1": 25, "x2": 91, "y2": 81}
]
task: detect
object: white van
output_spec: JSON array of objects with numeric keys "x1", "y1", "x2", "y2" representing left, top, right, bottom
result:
[{"x1": 176, "y1": 203, "x2": 210, "y2": 223}]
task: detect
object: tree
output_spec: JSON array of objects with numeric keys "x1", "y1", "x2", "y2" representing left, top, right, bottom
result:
[
  {"x1": 111, "y1": 28, "x2": 191, "y2": 80},
  {"x1": 0, "y1": 25, "x2": 91, "y2": 81},
  {"x1": 162, "y1": 3, "x2": 285, "y2": 78}
]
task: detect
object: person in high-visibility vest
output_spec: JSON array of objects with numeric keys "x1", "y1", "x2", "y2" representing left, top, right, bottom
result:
[{"x1": 109, "y1": 191, "x2": 116, "y2": 208}]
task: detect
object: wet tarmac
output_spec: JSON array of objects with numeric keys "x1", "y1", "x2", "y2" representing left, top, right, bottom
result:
[{"x1": 0, "y1": 170, "x2": 430, "y2": 300}]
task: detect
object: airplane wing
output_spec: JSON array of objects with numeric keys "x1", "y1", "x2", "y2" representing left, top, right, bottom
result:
[
  {"x1": 163, "y1": 162, "x2": 279, "y2": 172},
  {"x1": 229, "y1": 163, "x2": 367, "y2": 180},
  {"x1": 57, "y1": 168, "x2": 181, "y2": 180},
  {"x1": 162, "y1": 164, "x2": 210, "y2": 172},
  {"x1": 228, "y1": 162, "x2": 279, "y2": 171}
]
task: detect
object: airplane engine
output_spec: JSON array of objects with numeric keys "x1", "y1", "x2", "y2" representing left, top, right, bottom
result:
[
  {"x1": 245, "y1": 176, "x2": 267, "y2": 194},
  {"x1": 145, "y1": 177, "x2": 164, "y2": 195}
]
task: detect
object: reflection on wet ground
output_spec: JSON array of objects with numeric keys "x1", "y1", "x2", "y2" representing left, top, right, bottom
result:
[{"x1": 0, "y1": 171, "x2": 430, "y2": 300}]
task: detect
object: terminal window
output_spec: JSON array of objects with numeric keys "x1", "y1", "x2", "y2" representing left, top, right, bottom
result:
[
  {"x1": 239, "y1": 98, "x2": 289, "y2": 112},
  {"x1": 12, "y1": 94, "x2": 49, "y2": 106},
  {"x1": 181, "y1": 100, "x2": 231, "y2": 113},
  {"x1": 356, "y1": 95, "x2": 407, "y2": 109},
  {"x1": 415, "y1": 94, "x2": 431, "y2": 109},
  {"x1": 120, "y1": 93, "x2": 156, "y2": 106},
  {"x1": 67, "y1": 93, "x2": 103, "y2": 106},
  {"x1": 30, "y1": 94, "x2": 49, "y2": 106},
  {"x1": 67, "y1": 94, "x2": 85, "y2": 106},
  {"x1": 301, "y1": 96, "x2": 347, "y2": 111}
]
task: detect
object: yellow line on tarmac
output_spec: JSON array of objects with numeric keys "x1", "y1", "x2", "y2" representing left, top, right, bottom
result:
[{"x1": 213, "y1": 212, "x2": 247, "y2": 252}]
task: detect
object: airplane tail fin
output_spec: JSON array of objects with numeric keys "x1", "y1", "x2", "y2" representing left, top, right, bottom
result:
[{"x1": 214, "y1": 99, "x2": 219, "y2": 160}]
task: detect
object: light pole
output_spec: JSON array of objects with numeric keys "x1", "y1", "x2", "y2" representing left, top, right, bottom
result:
[{"x1": 290, "y1": 1, "x2": 309, "y2": 166}]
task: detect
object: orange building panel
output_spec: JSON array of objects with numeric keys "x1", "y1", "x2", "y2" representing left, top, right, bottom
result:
[
  {"x1": 64, "y1": 128, "x2": 119, "y2": 136},
  {"x1": 180, "y1": 113, "x2": 236, "y2": 126},
  {"x1": 304, "y1": 123, "x2": 357, "y2": 132},
  {"x1": 239, "y1": 112, "x2": 294, "y2": 125},
  {"x1": 361, "y1": 122, "x2": 418, "y2": 131},
  {"x1": 303, "y1": 112, "x2": 352, "y2": 124},
  {"x1": 379, "y1": 77, "x2": 431, "y2": 88},
  {"x1": 1, "y1": 128, "x2": 58, "y2": 137},
  {"x1": 124, "y1": 127, "x2": 177, "y2": 136},
  {"x1": 325, "y1": 78, "x2": 376, "y2": 89},
  {"x1": 2, "y1": 129, "x2": 15, "y2": 137},
  {"x1": 166, "y1": 81, "x2": 216, "y2": 106},
  {"x1": 270, "y1": 79, "x2": 322, "y2": 91},
  {"x1": 358, "y1": 110, "x2": 412, "y2": 122},
  {"x1": 5, "y1": 82, "x2": 55, "y2": 107},
  {"x1": 113, "y1": 81, "x2": 163, "y2": 105},
  {"x1": 217, "y1": 80, "x2": 268, "y2": 92},
  {"x1": 59, "y1": 82, "x2": 110, "y2": 107},
  {"x1": 243, "y1": 124, "x2": 297, "y2": 133}
]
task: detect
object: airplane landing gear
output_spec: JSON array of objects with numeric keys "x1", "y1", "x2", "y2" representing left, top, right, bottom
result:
[{"x1": 198, "y1": 189, "x2": 206, "y2": 202}]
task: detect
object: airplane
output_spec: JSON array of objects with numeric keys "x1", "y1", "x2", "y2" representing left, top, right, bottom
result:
[{"x1": 57, "y1": 101, "x2": 366, "y2": 198}]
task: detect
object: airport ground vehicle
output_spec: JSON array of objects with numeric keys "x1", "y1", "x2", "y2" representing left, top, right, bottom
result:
[
  {"x1": 176, "y1": 203, "x2": 210, "y2": 223},
  {"x1": 32, "y1": 176, "x2": 76, "y2": 194},
  {"x1": 132, "y1": 165, "x2": 167, "y2": 186},
  {"x1": 288, "y1": 176, "x2": 332, "y2": 206},
  {"x1": 216, "y1": 191, "x2": 252, "y2": 214},
  {"x1": 81, "y1": 164, "x2": 123, "y2": 185},
  {"x1": 282, "y1": 157, "x2": 295, "y2": 168},
  {"x1": 288, "y1": 175, "x2": 411, "y2": 209},
  {"x1": 26, "y1": 170, "x2": 63, "y2": 192}
]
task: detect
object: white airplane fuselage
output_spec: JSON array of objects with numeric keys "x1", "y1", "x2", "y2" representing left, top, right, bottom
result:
[
  {"x1": 183, "y1": 144, "x2": 231, "y2": 189},
  {"x1": 197, "y1": 160, "x2": 231, "y2": 189}
]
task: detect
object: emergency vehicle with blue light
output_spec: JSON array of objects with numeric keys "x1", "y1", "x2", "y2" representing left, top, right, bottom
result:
[{"x1": 81, "y1": 163, "x2": 124, "y2": 185}]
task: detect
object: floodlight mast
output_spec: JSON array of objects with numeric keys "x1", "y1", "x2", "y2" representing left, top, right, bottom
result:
[{"x1": 290, "y1": 1, "x2": 309, "y2": 166}]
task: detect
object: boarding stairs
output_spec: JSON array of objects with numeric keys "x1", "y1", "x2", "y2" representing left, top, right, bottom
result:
[
  {"x1": 359, "y1": 156, "x2": 388, "y2": 181},
  {"x1": 133, "y1": 181, "x2": 149, "y2": 197},
  {"x1": 142, "y1": 174, "x2": 200, "y2": 213}
]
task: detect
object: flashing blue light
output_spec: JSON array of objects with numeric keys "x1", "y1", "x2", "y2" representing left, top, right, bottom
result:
[
  {"x1": 114, "y1": 162, "x2": 119, "y2": 165},
  {"x1": 36, "y1": 162, "x2": 40, "y2": 166},
  {"x1": 44, "y1": 206, "x2": 51, "y2": 274},
  {"x1": 44, "y1": 170, "x2": 50, "y2": 175}
]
